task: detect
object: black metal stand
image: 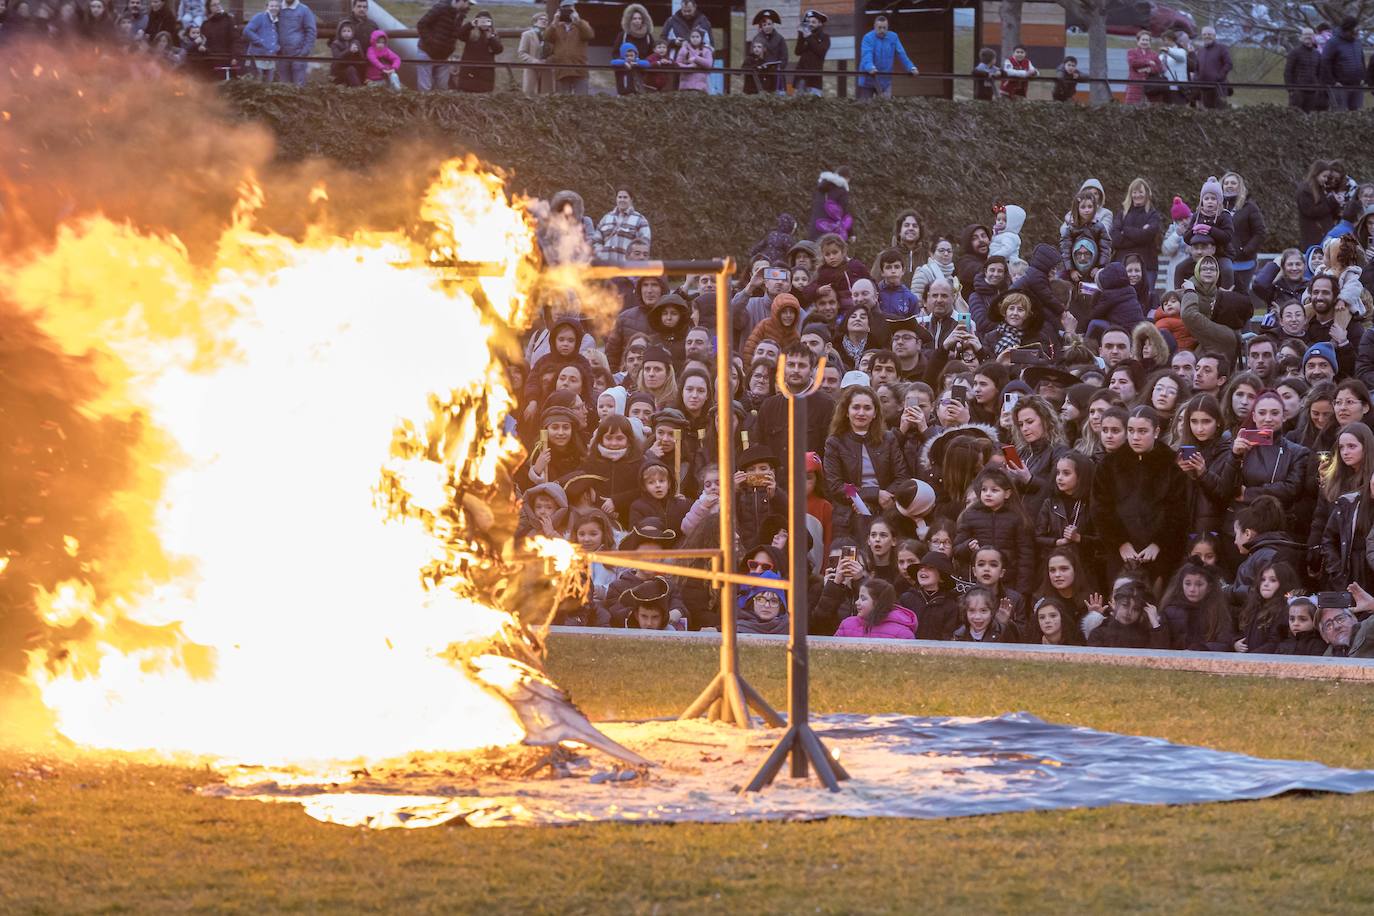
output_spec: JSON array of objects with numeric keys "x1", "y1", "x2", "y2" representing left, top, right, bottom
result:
[{"x1": 746, "y1": 360, "x2": 849, "y2": 792}]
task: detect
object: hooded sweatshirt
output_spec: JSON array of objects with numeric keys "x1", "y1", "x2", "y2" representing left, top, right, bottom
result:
[
  {"x1": 988, "y1": 205, "x2": 1025, "y2": 261},
  {"x1": 743, "y1": 292, "x2": 803, "y2": 358},
  {"x1": 1090, "y1": 263, "x2": 1145, "y2": 328}
]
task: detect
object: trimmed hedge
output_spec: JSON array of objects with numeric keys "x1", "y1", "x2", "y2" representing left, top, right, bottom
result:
[{"x1": 224, "y1": 83, "x2": 1374, "y2": 265}]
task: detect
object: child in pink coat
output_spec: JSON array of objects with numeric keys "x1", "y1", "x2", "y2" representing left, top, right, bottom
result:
[
  {"x1": 366, "y1": 30, "x2": 402, "y2": 88},
  {"x1": 675, "y1": 27, "x2": 713, "y2": 92},
  {"x1": 834, "y1": 578, "x2": 918, "y2": 639}
]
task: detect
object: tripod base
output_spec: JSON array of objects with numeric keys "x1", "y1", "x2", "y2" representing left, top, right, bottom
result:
[
  {"x1": 680, "y1": 671, "x2": 784, "y2": 728},
  {"x1": 745, "y1": 722, "x2": 850, "y2": 792}
]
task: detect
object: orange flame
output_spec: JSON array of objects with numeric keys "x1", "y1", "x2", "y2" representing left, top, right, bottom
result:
[{"x1": 5, "y1": 160, "x2": 558, "y2": 765}]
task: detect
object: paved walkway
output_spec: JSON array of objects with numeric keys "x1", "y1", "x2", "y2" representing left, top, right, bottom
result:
[{"x1": 549, "y1": 626, "x2": 1374, "y2": 682}]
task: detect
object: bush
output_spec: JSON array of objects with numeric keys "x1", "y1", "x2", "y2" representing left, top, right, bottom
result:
[{"x1": 224, "y1": 83, "x2": 1374, "y2": 265}]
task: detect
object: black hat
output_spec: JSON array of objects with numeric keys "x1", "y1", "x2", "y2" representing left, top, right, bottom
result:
[
  {"x1": 883, "y1": 314, "x2": 933, "y2": 343},
  {"x1": 650, "y1": 407, "x2": 689, "y2": 430},
  {"x1": 539, "y1": 404, "x2": 580, "y2": 428},
  {"x1": 563, "y1": 473, "x2": 606, "y2": 504},
  {"x1": 626, "y1": 575, "x2": 671, "y2": 604},
  {"x1": 621, "y1": 518, "x2": 678, "y2": 550},
  {"x1": 803, "y1": 9, "x2": 828, "y2": 23},
  {"x1": 917, "y1": 551, "x2": 953, "y2": 577},
  {"x1": 641, "y1": 345, "x2": 673, "y2": 368},
  {"x1": 1022, "y1": 364, "x2": 1080, "y2": 391},
  {"x1": 737, "y1": 444, "x2": 781, "y2": 471},
  {"x1": 753, "y1": 8, "x2": 781, "y2": 25}
]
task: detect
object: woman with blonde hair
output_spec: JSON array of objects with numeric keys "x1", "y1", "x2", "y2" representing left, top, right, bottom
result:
[
  {"x1": 1112, "y1": 177, "x2": 1162, "y2": 276},
  {"x1": 1222, "y1": 171, "x2": 1266, "y2": 292},
  {"x1": 633, "y1": 346, "x2": 679, "y2": 409}
]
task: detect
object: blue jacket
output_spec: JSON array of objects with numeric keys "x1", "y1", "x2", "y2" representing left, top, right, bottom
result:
[
  {"x1": 859, "y1": 30, "x2": 914, "y2": 89},
  {"x1": 1322, "y1": 29, "x2": 1366, "y2": 85},
  {"x1": 877, "y1": 282, "x2": 920, "y2": 319},
  {"x1": 243, "y1": 10, "x2": 281, "y2": 55},
  {"x1": 277, "y1": 0, "x2": 316, "y2": 55}
]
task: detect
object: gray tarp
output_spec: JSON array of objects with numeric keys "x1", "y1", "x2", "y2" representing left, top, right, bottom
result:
[{"x1": 205, "y1": 713, "x2": 1374, "y2": 829}]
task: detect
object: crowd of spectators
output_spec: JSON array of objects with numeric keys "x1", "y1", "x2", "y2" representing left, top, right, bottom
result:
[
  {"x1": 517, "y1": 162, "x2": 1374, "y2": 660},
  {"x1": 6, "y1": 0, "x2": 1372, "y2": 107}
]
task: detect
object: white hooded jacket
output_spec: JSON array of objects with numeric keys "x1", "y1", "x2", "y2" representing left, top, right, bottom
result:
[{"x1": 988, "y1": 204, "x2": 1026, "y2": 261}]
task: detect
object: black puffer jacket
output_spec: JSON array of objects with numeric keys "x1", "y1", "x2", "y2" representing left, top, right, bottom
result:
[
  {"x1": 823, "y1": 430, "x2": 910, "y2": 535},
  {"x1": 954, "y1": 503, "x2": 1035, "y2": 592},
  {"x1": 1296, "y1": 183, "x2": 1341, "y2": 247},
  {"x1": 1320, "y1": 492, "x2": 1370, "y2": 591},
  {"x1": 1088, "y1": 615, "x2": 1170, "y2": 649},
  {"x1": 900, "y1": 587, "x2": 959, "y2": 640},
  {"x1": 1163, "y1": 601, "x2": 1236, "y2": 652},
  {"x1": 1090, "y1": 442, "x2": 1190, "y2": 568},
  {"x1": 1010, "y1": 243, "x2": 1066, "y2": 335},
  {"x1": 416, "y1": 0, "x2": 466, "y2": 59},
  {"x1": 1225, "y1": 198, "x2": 1266, "y2": 264}
]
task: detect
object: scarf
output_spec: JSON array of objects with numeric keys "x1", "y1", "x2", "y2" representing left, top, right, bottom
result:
[
  {"x1": 841, "y1": 334, "x2": 867, "y2": 364},
  {"x1": 598, "y1": 443, "x2": 629, "y2": 461},
  {"x1": 992, "y1": 322, "x2": 1024, "y2": 354},
  {"x1": 925, "y1": 257, "x2": 955, "y2": 280}
]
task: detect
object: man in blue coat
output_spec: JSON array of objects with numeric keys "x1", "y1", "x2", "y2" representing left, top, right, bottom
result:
[
  {"x1": 277, "y1": 0, "x2": 317, "y2": 85},
  {"x1": 1322, "y1": 17, "x2": 1367, "y2": 111},
  {"x1": 858, "y1": 14, "x2": 917, "y2": 99}
]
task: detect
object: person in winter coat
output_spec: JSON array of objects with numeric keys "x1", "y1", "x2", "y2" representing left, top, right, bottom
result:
[
  {"x1": 1194, "y1": 25, "x2": 1232, "y2": 109},
  {"x1": 454, "y1": 9, "x2": 502, "y2": 92},
  {"x1": 365, "y1": 28, "x2": 401, "y2": 86},
  {"x1": 330, "y1": 21, "x2": 366, "y2": 86},
  {"x1": 1090, "y1": 405, "x2": 1189, "y2": 586},
  {"x1": 1314, "y1": 424, "x2": 1374, "y2": 590},
  {"x1": 269, "y1": 0, "x2": 314, "y2": 85},
  {"x1": 1087, "y1": 263, "x2": 1143, "y2": 340},
  {"x1": 804, "y1": 233, "x2": 871, "y2": 308},
  {"x1": 899, "y1": 550, "x2": 959, "y2": 639},
  {"x1": 750, "y1": 8, "x2": 788, "y2": 93},
  {"x1": 1000, "y1": 45, "x2": 1038, "y2": 98},
  {"x1": 793, "y1": 8, "x2": 830, "y2": 94},
  {"x1": 857, "y1": 14, "x2": 917, "y2": 98},
  {"x1": 1111, "y1": 178, "x2": 1163, "y2": 276},
  {"x1": 750, "y1": 214, "x2": 799, "y2": 266},
  {"x1": 1235, "y1": 561, "x2": 1298, "y2": 654},
  {"x1": 1181, "y1": 257, "x2": 1245, "y2": 367},
  {"x1": 823, "y1": 385, "x2": 910, "y2": 537},
  {"x1": 1061, "y1": 191, "x2": 1112, "y2": 281},
  {"x1": 605, "y1": 276, "x2": 665, "y2": 371},
  {"x1": 576, "y1": 414, "x2": 644, "y2": 525},
  {"x1": 1276, "y1": 596, "x2": 1328, "y2": 655},
  {"x1": 951, "y1": 587, "x2": 1008, "y2": 642},
  {"x1": 1160, "y1": 559, "x2": 1235, "y2": 651},
  {"x1": 1124, "y1": 30, "x2": 1163, "y2": 105},
  {"x1": 242, "y1": 0, "x2": 282, "y2": 79},
  {"x1": 834, "y1": 577, "x2": 917, "y2": 639},
  {"x1": 912, "y1": 235, "x2": 958, "y2": 304},
  {"x1": 614, "y1": 2, "x2": 653, "y2": 59},
  {"x1": 1008, "y1": 243, "x2": 1067, "y2": 334},
  {"x1": 544, "y1": 0, "x2": 594, "y2": 94},
  {"x1": 1321, "y1": 16, "x2": 1366, "y2": 111},
  {"x1": 1088, "y1": 579, "x2": 1170, "y2": 648},
  {"x1": 1297, "y1": 159, "x2": 1344, "y2": 247},
  {"x1": 743, "y1": 292, "x2": 802, "y2": 360},
  {"x1": 988, "y1": 205, "x2": 1025, "y2": 262},
  {"x1": 956, "y1": 223, "x2": 992, "y2": 293},
  {"x1": 810, "y1": 171, "x2": 854, "y2": 242},
  {"x1": 674, "y1": 26, "x2": 713, "y2": 91},
  {"x1": 144, "y1": 0, "x2": 179, "y2": 46},
  {"x1": 517, "y1": 10, "x2": 550, "y2": 95},
  {"x1": 201, "y1": 0, "x2": 239, "y2": 70},
  {"x1": 955, "y1": 466, "x2": 1036, "y2": 591},
  {"x1": 646, "y1": 292, "x2": 691, "y2": 367},
  {"x1": 1221, "y1": 172, "x2": 1265, "y2": 291},
  {"x1": 416, "y1": 0, "x2": 467, "y2": 90},
  {"x1": 661, "y1": 0, "x2": 712, "y2": 49},
  {"x1": 738, "y1": 570, "x2": 790, "y2": 635},
  {"x1": 1285, "y1": 26, "x2": 1324, "y2": 111}
]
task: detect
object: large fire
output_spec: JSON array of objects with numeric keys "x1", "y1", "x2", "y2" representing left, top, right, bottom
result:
[{"x1": 1, "y1": 149, "x2": 583, "y2": 764}]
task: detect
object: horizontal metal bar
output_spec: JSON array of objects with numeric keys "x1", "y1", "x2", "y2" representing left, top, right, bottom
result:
[
  {"x1": 586, "y1": 551, "x2": 781, "y2": 590},
  {"x1": 603, "y1": 548, "x2": 723, "y2": 560}
]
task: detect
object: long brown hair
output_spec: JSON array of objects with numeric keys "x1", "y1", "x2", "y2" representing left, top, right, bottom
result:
[{"x1": 828, "y1": 385, "x2": 887, "y2": 438}]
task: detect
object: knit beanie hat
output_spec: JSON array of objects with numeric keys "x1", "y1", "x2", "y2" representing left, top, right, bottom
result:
[
  {"x1": 1169, "y1": 196, "x2": 1192, "y2": 221},
  {"x1": 1200, "y1": 176, "x2": 1223, "y2": 202},
  {"x1": 1303, "y1": 342, "x2": 1338, "y2": 373}
]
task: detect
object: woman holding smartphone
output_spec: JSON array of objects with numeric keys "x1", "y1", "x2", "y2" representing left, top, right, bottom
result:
[
  {"x1": 823, "y1": 385, "x2": 910, "y2": 538},
  {"x1": 1215, "y1": 389, "x2": 1310, "y2": 567}
]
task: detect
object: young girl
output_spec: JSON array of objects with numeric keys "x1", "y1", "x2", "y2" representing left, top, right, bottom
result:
[
  {"x1": 1076, "y1": 388, "x2": 1124, "y2": 458},
  {"x1": 1088, "y1": 578, "x2": 1169, "y2": 648},
  {"x1": 517, "y1": 404, "x2": 587, "y2": 490},
  {"x1": 1032, "y1": 596, "x2": 1084, "y2": 645},
  {"x1": 571, "y1": 508, "x2": 619, "y2": 612},
  {"x1": 578, "y1": 415, "x2": 645, "y2": 525},
  {"x1": 1142, "y1": 370, "x2": 1188, "y2": 440},
  {"x1": 1173, "y1": 393, "x2": 1231, "y2": 540},
  {"x1": 803, "y1": 233, "x2": 872, "y2": 309},
  {"x1": 813, "y1": 538, "x2": 868, "y2": 636},
  {"x1": 1035, "y1": 451, "x2": 1094, "y2": 558},
  {"x1": 365, "y1": 29, "x2": 402, "y2": 88},
  {"x1": 955, "y1": 467, "x2": 1034, "y2": 593},
  {"x1": 1097, "y1": 405, "x2": 1129, "y2": 458},
  {"x1": 1090, "y1": 405, "x2": 1189, "y2": 587},
  {"x1": 900, "y1": 550, "x2": 959, "y2": 640},
  {"x1": 802, "y1": 451, "x2": 833, "y2": 554},
  {"x1": 330, "y1": 21, "x2": 365, "y2": 86},
  {"x1": 1189, "y1": 534, "x2": 1221, "y2": 568},
  {"x1": 1059, "y1": 190, "x2": 1112, "y2": 281},
  {"x1": 1276, "y1": 596, "x2": 1327, "y2": 656},
  {"x1": 865, "y1": 517, "x2": 899, "y2": 584},
  {"x1": 1037, "y1": 546, "x2": 1104, "y2": 638},
  {"x1": 674, "y1": 26, "x2": 713, "y2": 92},
  {"x1": 1159, "y1": 558, "x2": 1235, "y2": 651},
  {"x1": 834, "y1": 578, "x2": 918, "y2": 639},
  {"x1": 1235, "y1": 561, "x2": 1299, "y2": 655},
  {"x1": 1188, "y1": 176, "x2": 1236, "y2": 282},
  {"x1": 951, "y1": 586, "x2": 1006, "y2": 642}
]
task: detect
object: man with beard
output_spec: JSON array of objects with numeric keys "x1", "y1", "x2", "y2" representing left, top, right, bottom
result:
[
  {"x1": 1099, "y1": 327, "x2": 1132, "y2": 369},
  {"x1": 1304, "y1": 274, "x2": 1361, "y2": 378},
  {"x1": 968, "y1": 256, "x2": 1008, "y2": 332},
  {"x1": 890, "y1": 209, "x2": 925, "y2": 280},
  {"x1": 337, "y1": 0, "x2": 379, "y2": 47},
  {"x1": 662, "y1": 0, "x2": 711, "y2": 50},
  {"x1": 756, "y1": 343, "x2": 835, "y2": 458},
  {"x1": 956, "y1": 223, "x2": 991, "y2": 292},
  {"x1": 793, "y1": 8, "x2": 829, "y2": 95}
]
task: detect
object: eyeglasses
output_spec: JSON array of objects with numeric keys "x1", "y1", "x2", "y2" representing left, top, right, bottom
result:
[
  {"x1": 1320, "y1": 613, "x2": 1354, "y2": 631},
  {"x1": 748, "y1": 560, "x2": 775, "y2": 572},
  {"x1": 753, "y1": 594, "x2": 782, "y2": 605}
]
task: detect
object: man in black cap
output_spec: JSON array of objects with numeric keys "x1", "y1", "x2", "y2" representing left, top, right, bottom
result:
[
  {"x1": 1022, "y1": 363, "x2": 1080, "y2": 409},
  {"x1": 794, "y1": 8, "x2": 830, "y2": 95},
  {"x1": 751, "y1": 8, "x2": 789, "y2": 93}
]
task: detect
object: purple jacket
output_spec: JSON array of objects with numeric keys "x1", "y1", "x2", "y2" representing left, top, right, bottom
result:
[{"x1": 834, "y1": 606, "x2": 919, "y2": 639}]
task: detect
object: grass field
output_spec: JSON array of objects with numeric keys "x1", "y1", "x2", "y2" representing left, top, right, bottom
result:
[{"x1": 4, "y1": 635, "x2": 1374, "y2": 912}]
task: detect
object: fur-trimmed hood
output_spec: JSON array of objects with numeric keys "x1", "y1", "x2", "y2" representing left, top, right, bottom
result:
[
  {"x1": 818, "y1": 170, "x2": 850, "y2": 192},
  {"x1": 918, "y1": 422, "x2": 1001, "y2": 476}
]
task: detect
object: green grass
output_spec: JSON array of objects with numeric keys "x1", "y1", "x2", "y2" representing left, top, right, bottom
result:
[{"x1": 4, "y1": 635, "x2": 1374, "y2": 912}]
